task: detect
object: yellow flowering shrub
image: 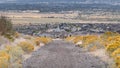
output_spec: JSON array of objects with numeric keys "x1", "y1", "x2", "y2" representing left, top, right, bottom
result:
[
  {"x1": 0, "y1": 50, "x2": 10, "y2": 61},
  {"x1": 100, "y1": 32, "x2": 120, "y2": 46},
  {"x1": 102, "y1": 32, "x2": 120, "y2": 67},
  {"x1": 0, "y1": 50, "x2": 10, "y2": 68},
  {"x1": 114, "y1": 56, "x2": 120, "y2": 68},
  {"x1": 65, "y1": 32, "x2": 120, "y2": 67},
  {"x1": 34, "y1": 37, "x2": 52, "y2": 45},
  {"x1": 106, "y1": 41, "x2": 120, "y2": 53},
  {"x1": 34, "y1": 37, "x2": 41, "y2": 46},
  {"x1": 107, "y1": 36, "x2": 120, "y2": 42},
  {"x1": 65, "y1": 35, "x2": 103, "y2": 51},
  {"x1": 117, "y1": 65, "x2": 120, "y2": 68},
  {"x1": 18, "y1": 41, "x2": 34, "y2": 53},
  {"x1": 3, "y1": 45, "x2": 24, "y2": 68},
  {"x1": 5, "y1": 45, "x2": 24, "y2": 61},
  {"x1": 0, "y1": 57, "x2": 9, "y2": 68},
  {"x1": 104, "y1": 36, "x2": 120, "y2": 46},
  {"x1": 65, "y1": 36, "x2": 76, "y2": 42},
  {"x1": 73, "y1": 36, "x2": 83, "y2": 44},
  {"x1": 103, "y1": 31, "x2": 119, "y2": 37},
  {"x1": 112, "y1": 48, "x2": 120, "y2": 57},
  {"x1": 82, "y1": 35, "x2": 100, "y2": 48}
]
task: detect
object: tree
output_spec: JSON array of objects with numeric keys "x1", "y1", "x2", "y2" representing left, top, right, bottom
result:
[{"x1": 0, "y1": 16, "x2": 13, "y2": 35}]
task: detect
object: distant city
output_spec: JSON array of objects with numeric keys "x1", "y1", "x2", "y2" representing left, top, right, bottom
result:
[{"x1": 14, "y1": 23, "x2": 120, "y2": 38}]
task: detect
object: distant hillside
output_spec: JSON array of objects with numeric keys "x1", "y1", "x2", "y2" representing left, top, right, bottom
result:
[{"x1": 0, "y1": 0, "x2": 120, "y2": 5}]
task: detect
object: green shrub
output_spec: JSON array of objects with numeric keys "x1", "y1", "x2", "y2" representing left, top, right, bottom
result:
[{"x1": 4, "y1": 34, "x2": 15, "y2": 41}]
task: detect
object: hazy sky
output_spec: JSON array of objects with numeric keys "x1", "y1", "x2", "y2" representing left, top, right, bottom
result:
[{"x1": 0, "y1": 0, "x2": 120, "y2": 4}]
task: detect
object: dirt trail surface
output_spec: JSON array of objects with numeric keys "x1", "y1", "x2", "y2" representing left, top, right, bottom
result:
[{"x1": 23, "y1": 39, "x2": 109, "y2": 68}]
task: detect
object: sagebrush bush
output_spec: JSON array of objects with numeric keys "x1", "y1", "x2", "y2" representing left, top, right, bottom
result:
[
  {"x1": 5, "y1": 46, "x2": 24, "y2": 62},
  {"x1": 35, "y1": 37, "x2": 41, "y2": 46},
  {"x1": 82, "y1": 35, "x2": 98, "y2": 45},
  {"x1": 0, "y1": 57, "x2": 9, "y2": 68},
  {"x1": 0, "y1": 50, "x2": 10, "y2": 68},
  {"x1": 65, "y1": 36, "x2": 76, "y2": 42},
  {"x1": 0, "y1": 50, "x2": 10, "y2": 61},
  {"x1": 0, "y1": 45, "x2": 24, "y2": 68},
  {"x1": 74, "y1": 35, "x2": 100, "y2": 48},
  {"x1": 106, "y1": 41, "x2": 120, "y2": 53},
  {"x1": 101, "y1": 32, "x2": 120, "y2": 67},
  {"x1": 104, "y1": 31, "x2": 119, "y2": 37},
  {"x1": 112, "y1": 48, "x2": 120, "y2": 57},
  {"x1": 114, "y1": 56, "x2": 120, "y2": 68},
  {"x1": 73, "y1": 36, "x2": 83, "y2": 44},
  {"x1": 18, "y1": 41, "x2": 34, "y2": 53},
  {"x1": 34, "y1": 37, "x2": 52, "y2": 45},
  {"x1": 65, "y1": 35, "x2": 102, "y2": 50},
  {"x1": 100, "y1": 32, "x2": 120, "y2": 46}
]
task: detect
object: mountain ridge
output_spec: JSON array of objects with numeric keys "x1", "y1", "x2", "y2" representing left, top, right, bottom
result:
[{"x1": 0, "y1": 0, "x2": 120, "y2": 5}]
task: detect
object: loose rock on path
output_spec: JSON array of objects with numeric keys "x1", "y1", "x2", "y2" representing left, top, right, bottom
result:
[{"x1": 23, "y1": 39, "x2": 109, "y2": 68}]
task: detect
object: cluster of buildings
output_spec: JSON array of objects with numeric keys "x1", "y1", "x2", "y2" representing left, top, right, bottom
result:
[{"x1": 13, "y1": 23, "x2": 120, "y2": 38}]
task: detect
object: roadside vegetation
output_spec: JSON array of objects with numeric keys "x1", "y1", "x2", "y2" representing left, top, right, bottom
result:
[
  {"x1": 0, "y1": 16, "x2": 119, "y2": 68},
  {"x1": 0, "y1": 16, "x2": 53, "y2": 68},
  {"x1": 65, "y1": 31, "x2": 120, "y2": 68}
]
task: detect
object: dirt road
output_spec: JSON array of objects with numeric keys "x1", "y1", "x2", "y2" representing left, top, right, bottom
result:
[{"x1": 23, "y1": 39, "x2": 108, "y2": 68}]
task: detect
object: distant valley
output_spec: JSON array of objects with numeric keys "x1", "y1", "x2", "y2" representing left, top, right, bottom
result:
[{"x1": 0, "y1": 3, "x2": 120, "y2": 24}]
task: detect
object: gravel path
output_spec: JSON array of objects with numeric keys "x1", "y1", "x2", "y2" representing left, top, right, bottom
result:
[{"x1": 23, "y1": 39, "x2": 108, "y2": 68}]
